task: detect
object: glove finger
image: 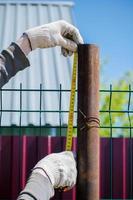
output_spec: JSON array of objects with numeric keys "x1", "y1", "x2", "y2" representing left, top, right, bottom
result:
[
  {"x1": 68, "y1": 50, "x2": 73, "y2": 57},
  {"x1": 58, "y1": 35, "x2": 77, "y2": 52},
  {"x1": 58, "y1": 167, "x2": 76, "y2": 189},
  {"x1": 61, "y1": 20, "x2": 84, "y2": 44},
  {"x1": 61, "y1": 47, "x2": 69, "y2": 57},
  {"x1": 61, "y1": 47, "x2": 73, "y2": 57},
  {"x1": 71, "y1": 28, "x2": 84, "y2": 44}
]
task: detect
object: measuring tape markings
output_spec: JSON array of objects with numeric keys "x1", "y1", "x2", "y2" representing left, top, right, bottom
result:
[
  {"x1": 57, "y1": 53, "x2": 78, "y2": 192},
  {"x1": 65, "y1": 52, "x2": 78, "y2": 151}
]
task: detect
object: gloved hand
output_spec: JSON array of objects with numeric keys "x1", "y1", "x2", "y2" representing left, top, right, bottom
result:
[
  {"x1": 24, "y1": 20, "x2": 83, "y2": 56},
  {"x1": 32, "y1": 151, "x2": 77, "y2": 190}
]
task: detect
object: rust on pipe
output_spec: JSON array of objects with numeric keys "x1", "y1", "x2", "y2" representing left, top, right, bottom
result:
[{"x1": 77, "y1": 44, "x2": 100, "y2": 200}]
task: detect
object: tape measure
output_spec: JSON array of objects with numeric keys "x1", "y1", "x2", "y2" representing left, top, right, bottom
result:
[
  {"x1": 65, "y1": 52, "x2": 78, "y2": 151},
  {"x1": 57, "y1": 53, "x2": 78, "y2": 192}
]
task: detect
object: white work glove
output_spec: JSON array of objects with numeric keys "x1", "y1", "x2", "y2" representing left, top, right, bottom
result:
[
  {"x1": 25, "y1": 20, "x2": 83, "y2": 56},
  {"x1": 32, "y1": 151, "x2": 77, "y2": 190}
]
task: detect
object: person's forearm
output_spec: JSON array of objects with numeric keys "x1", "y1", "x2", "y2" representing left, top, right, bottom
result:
[
  {"x1": 17, "y1": 173, "x2": 54, "y2": 200},
  {"x1": 0, "y1": 42, "x2": 30, "y2": 88}
]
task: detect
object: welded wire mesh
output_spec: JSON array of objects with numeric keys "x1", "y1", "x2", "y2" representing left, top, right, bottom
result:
[
  {"x1": 0, "y1": 84, "x2": 133, "y2": 135},
  {"x1": 100, "y1": 85, "x2": 133, "y2": 138},
  {"x1": 100, "y1": 85, "x2": 133, "y2": 199}
]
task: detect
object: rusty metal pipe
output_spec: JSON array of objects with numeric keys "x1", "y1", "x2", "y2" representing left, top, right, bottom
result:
[{"x1": 77, "y1": 44, "x2": 100, "y2": 200}]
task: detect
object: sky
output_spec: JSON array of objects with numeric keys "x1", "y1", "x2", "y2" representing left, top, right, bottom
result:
[{"x1": 73, "y1": 0, "x2": 133, "y2": 85}]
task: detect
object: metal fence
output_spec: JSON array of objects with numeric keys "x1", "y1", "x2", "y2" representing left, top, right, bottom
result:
[
  {"x1": 100, "y1": 85, "x2": 133, "y2": 199},
  {"x1": 0, "y1": 85, "x2": 133, "y2": 199},
  {"x1": 0, "y1": 85, "x2": 133, "y2": 136}
]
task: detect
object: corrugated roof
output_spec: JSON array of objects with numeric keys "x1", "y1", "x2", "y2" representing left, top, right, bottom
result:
[{"x1": 0, "y1": 0, "x2": 77, "y2": 127}]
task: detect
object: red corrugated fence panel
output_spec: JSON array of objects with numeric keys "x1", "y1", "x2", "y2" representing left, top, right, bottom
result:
[
  {"x1": 0, "y1": 136, "x2": 133, "y2": 199},
  {"x1": 100, "y1": 138, "x2": 133, "y2": 199},
  {"x1": 0, "y1": 136, "x2": 76, "y2": 200}
]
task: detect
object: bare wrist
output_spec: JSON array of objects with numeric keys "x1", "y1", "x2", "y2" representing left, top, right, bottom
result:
[{"x1": 16, "y1": 34, "x2": 31, "y2": 56}]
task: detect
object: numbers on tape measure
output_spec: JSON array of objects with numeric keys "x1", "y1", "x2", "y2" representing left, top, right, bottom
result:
[{"x1": 65, "y1": 53, "x2": 78, "y2": 151}]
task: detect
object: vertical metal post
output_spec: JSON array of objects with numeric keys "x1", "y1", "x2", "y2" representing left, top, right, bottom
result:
[
  {"x1": 77, "y1": 44, "x2": 100, "y2": 200},
  {"x1": 39, "y1": 84, "x2": 42, "y2": 136}
]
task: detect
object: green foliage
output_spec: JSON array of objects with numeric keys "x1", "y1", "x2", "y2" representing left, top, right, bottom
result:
[{"x1": 100, "y1": 73, "x2": 133, "y2": 137}]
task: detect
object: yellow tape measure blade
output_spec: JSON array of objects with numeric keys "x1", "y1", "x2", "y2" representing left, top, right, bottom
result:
[{"x1": 66, "y1": 52, "x2": 78, "y2": 151}]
